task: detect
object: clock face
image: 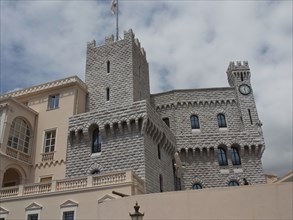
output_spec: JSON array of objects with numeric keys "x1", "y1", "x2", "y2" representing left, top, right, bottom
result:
[{"x1": 239, "y1": 84, "x2": 251, "y2": 95}]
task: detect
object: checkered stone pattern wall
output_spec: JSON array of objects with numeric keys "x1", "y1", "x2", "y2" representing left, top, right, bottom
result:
[
  {"x1": 66, "y1": 98, "x2": 177, "y2": 193},
  {"x1": 151, "y1": 61, "x2": 266, "y2": 189},
  {"x1": 85, "y1": 29, "x2": 150, "y2": 112}
]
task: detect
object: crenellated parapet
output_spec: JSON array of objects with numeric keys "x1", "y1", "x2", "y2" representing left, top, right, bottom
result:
[
  {"x1": 155, "y1": 99, "x2": 237, "y2": 112},
  {"x1": 68, "y1": 100, "x2": 147, "y2": 135},
  {"x1": 87, "y1": 29, "x2": 146, "y2": 59},
  {"x1": 226, "y1": 61, "x2": 251, "y2": 86},
  {"x1": 145, "y1": 102, "x2": 176, "y2": 155},
  {"x1": 67, "y1": 100, "x2": 176, "y2": 156}
]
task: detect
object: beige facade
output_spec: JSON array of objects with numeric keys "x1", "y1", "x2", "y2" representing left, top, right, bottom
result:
[
  {"x1": 1, "y1": 182, "x2": 292, "y2": 220},
  {"x1": 0, "y1": 76, "x2": 87, "y2": 187}
]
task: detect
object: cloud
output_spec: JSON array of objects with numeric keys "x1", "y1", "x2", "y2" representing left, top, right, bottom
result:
[{"x1": 0, "y1": 0, "x2": 292, "y2": 177}]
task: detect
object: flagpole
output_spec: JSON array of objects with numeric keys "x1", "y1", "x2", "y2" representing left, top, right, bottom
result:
[{"x1": 116, "y1": 0, "x2": 119, "y2": 41}]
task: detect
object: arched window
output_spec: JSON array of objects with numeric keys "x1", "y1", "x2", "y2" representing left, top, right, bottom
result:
[
  {"x1": 228, "y1": 181, "x2": 239, "y2": 186},
  {"x1": 231, "y1": 147, "x2": 241, "y2": 165},
  {"x1": 190, "y1": 115, "x2": 200, "y2": 129},
  {"x1": 217, "y1": 114, "x2": 227, "y2": 128},
  {"x1": 7, "y1": 117, "x2": 31, "y2": 154},
  {"x1": 107, "y1": 60, "x2": 110, "y2": 73},
  {"x1": 92, "y1": 128, "x2": 101, "y2": 153},
  {"x1": 91, "y1": 169, "x2": 100, "y2": 175},
  {"x1": 192, "y1": 183, "x2": 202, "y2": 189},
  {"x1": 217, "y1": 147, "x2": 228, "y2": 166}
]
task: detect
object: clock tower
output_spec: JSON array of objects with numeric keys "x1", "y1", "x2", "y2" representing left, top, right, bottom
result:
[{"x1": 226, "y1": 61, "x2": 263, "y2": 133}]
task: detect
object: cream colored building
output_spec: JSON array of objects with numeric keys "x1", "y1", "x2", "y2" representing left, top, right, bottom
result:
[
  {"x1": 0, "y1": 76, "x2": 87, "y2": 187},
  {"x1": 0, "y1": 181, "x2": 292, "y2": 220}
]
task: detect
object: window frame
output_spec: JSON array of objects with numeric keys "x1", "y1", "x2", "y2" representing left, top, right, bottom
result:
[
  {"x1": 231, "y1": 147, "x2": 241, "y2": 165},
  {"x1": 48, "y1": 94, "x2": 60, "y2": 110},
  {"x1": 190, "y1": 115, "x2": 200, "y2": 130},
  {"x1": 27, "y1": 213, "x2": 39, "y2": 220},
  {"x1": 62, "y1": 211, "x2": 75, "y2": 220},
  {"x1": 217, "y1": 113, "x2": 227, "y2": 128},
  {"x1": 7, "y1": 117, "x2": 31, "y2": 154},
  {"x1": 217, "y1": 147, "x2": 228, "y2": 166},
  {"x1": 91, "y1": 128, "x2": 101, "y2": 154},
  {"x1": 60, "y1": 201, "x2": 77, "y2": 220},
  {"x1": 43, "y1": 129, "x2": 57, "y2": 153}
]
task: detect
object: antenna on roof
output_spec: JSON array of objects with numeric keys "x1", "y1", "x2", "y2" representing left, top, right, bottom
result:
[{"x1": 111, "y1": 0, "x2": 119, "y2": 41}]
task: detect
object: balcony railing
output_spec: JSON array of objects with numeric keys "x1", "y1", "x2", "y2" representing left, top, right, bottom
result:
[
  {"x1": 0, "y1": 170, "x2": 145, "y2": 199},
  {"x1": 41, "y1": 152, "x2": 54, "y2": 161},
  {"x1": 6, "y1": 147, "x2": 31, "y2": 163}
]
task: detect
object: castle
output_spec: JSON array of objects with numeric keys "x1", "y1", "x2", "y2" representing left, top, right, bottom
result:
[{"x1": 0, "y1": 29, "x2": 266, "y2": 196}]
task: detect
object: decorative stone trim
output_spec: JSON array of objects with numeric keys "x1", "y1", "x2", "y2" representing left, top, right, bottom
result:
[{"x1": 0, "y1": 76, "x2": 87, "y2": 99}]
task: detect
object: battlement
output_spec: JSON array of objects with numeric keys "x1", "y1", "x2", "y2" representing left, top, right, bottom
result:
[
  {"x1": 86, "y1": 29, "x2": 146, "y2": 57},
  {"x1": 226, "y1": 61, "x2": 251, "y2": 86},
  {"x1": 227, "y1": 61, "x2": 250, "y2": 72}
]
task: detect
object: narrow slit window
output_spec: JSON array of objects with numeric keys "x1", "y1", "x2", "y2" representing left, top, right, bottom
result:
[
  {"x1": 241, "y1": 73, "x2": 244, "y2": 81},
  {"x1": 248, "y1": 109, "x2": 253, "y2": 124},
  {"x1": 106, "y1": 88, "x2": 110, "y2": 101},
  {"x1": 162, "y1": 117, "x2": 170, "y2": 127},
  {"x1": 107, "y1": 60, "x2": 110, "y2": 73},
  {"x1": 158, "y1": 144, "x2": 161, "y2": 160},
  {"x1": 159, "y1": 174, "x2": 163, "y2": 192},
  {"x1": 92, "y1": 128, "x2": 101, "y2": 153}
]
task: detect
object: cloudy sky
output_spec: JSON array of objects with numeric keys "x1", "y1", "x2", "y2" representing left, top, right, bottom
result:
[{"x1": 0, "y1": 0, "x2": 292, "y2": 176}]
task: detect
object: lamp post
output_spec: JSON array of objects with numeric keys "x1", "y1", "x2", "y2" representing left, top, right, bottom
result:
[{"x1": 129, "y1": 202, "x2": 144, "y2": 220}]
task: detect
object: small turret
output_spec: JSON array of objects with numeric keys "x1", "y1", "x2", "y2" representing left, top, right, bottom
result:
[{"x1": 226, "y1": 61, "x2": 251, "y2": 87}]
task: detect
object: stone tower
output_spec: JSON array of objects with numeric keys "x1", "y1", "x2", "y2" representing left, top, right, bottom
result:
[
  {"x1": 226, "y1": 61, "x2": 262, "y2": 132},
  {"x1": 85, "y1": 29, "x2": 150, "y2": 111},
  {"x1": 66, "y1": 29, "x2": 177, "y2": 194}
]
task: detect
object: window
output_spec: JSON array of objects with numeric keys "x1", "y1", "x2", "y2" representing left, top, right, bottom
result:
[
  {"x1": 44, "y1": 130, "x2": 56, "y2": 153},
  {"x1": 248, "y1": 109, "x2": 253, "y2": 124},
  {"x1": 7, "y1": 117, "x2": 31, "y2": 154},
  {"x1": 92, "y1": 128, "x2": 101, "y2": 153},
  {"x1": 27, "y1": 214, "x2": 38, "y2": 220},
  {"x1": 40, "y1": 176, "x2": 52, "y2": 183},
  {"x1": 228, "y1": 181, "x2": 239, "y2": 186},
  {"x1": 60, "y1": 200, "x2": 77, "y2": 220},
  {"x1": 107, "y1": 60, "x2": 110, "y2": 73},
  {"x1": 159, "y1": 174, "x2": 163, "y2": 192},
  {"x1": 91, "y1": 169, "x2": 100, "y2": 175},
  {"x1": 190, "y1": 115, "x2": 200, "y2": 129},
  {"x1": 192, "y1": 183, "x2": 202, "y2": 189},
  {"x1": 48, "y1": 94, "x2": 59, "y2": 110},
  {"x1": 106, "y1": 88, "x2": 110, "y2": 101},
  {"x1": 157, "y1": 144, "x2": 161, "y2": 160},
  {"x1": 162, "y1": 117, "x2": 170, "y2": 127},
  {"x1": 217, "y1": 147, "x2": 228, "y2": 166},
  {"x1": 63, "y1": 211, "x2": 74, "y2": 220},
  {"x1": 231, "y1": 147, "x2": 241, "y2": 165},
  {"x1": 217, "y1": 114, "x2": 227, "y2": 128}
]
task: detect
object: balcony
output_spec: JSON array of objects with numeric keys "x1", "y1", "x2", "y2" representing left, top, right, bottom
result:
[
  {"x1": 41, "y1": 152, "x2": 54, "y2": 161},
  {"x1": 0, "y1": 170, "x2": 145, "y2": 199},
  {"x1": 6, "y1": 147, "x2": 31, "y2": 163}
]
